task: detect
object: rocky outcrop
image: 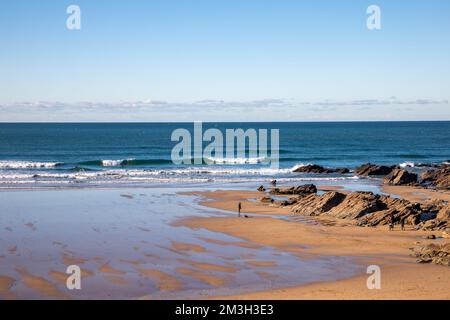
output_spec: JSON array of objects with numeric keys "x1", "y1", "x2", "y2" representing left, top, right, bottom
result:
[
  {"x1": 270, "y1": 184, "x2": 317, "y2": 196},
  {"x1": 443, "y1": 229, "x2": 450, "y2": 239},
  {"x1": 324, "y1": 192, "x2": 386, "y2": 220},
  {"x1": 412, "y1": 243, "x2": 450, "y2": 266},
  {"x1": 355, "y1": 163, "x2": 395, "y2": 176},
  {"x1": 292, "y1": 192, "x2": 347, "y2": 216},
  {"x1": 420, "y1": 166, "x2": 450, "y2": 190},
  {"x1": 257, "y1": 185, "x2": 266, "y2": 192},
  {"x1": 437, "y1": 205, "x2": 450, "y2": 222},
  {"x1": 431, "y1": 205, "x2": 450, "y2": 229},
  {"x1": 384, "y1": 169, "x2": 418, "y2": 186},
  {"x1": 289, "y1": 190, "x2": 436, "y2": 227},
  {"x1": 360, "y1": 196, "x2": 422, "y2": 226},
  {"x1": 292, "y1": 164, "x2": 350, "y2": 174},
  {"x1": 292, "y1": 164, "x2": 334, "y2": 174}
]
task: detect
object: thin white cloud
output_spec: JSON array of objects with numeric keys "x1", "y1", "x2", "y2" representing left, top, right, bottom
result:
[{"x1": 0, "y1": 98, "x2": 448, "y2": 121}]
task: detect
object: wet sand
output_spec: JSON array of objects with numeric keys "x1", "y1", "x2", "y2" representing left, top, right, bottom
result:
[
  {"x1": 381, "y1": 185, "x2": 450, "y2": 202},
  {"x1": 180, "y1": 188, "x2": 450, "y2": 299},
  {"x1": 3, "y1": 187, "x2": 355, "y2": 299},
  {"x1": 2, "y1": 185, "x2": 449, "y2": 299}
]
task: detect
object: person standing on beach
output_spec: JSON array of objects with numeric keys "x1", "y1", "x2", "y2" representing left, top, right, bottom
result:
[
  {"x1": 238, "y1": 202, "x2": 242, "y2": 217},
  {"x1": 400, "y1": 218, "x2": 405, "y2": 231},
  {"x1": 389, "y1": 213, "x2": 394, "y2": 231}
]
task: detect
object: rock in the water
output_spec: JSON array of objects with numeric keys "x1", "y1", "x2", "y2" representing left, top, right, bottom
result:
[
  {"x1": 412, "y1": 243, "x2": 450, "y2": 266},
  {"x1": 257, "y1": 185, "x2": 266, "y2": 192},
  {"x1": 355, "y1": 163, "x2": 395, "y2": 176},
  {"x1": 420, "y1": 166, "x2": 450, "y2": 190},
  {"x1": 426, "y1": 234, "x2": 437, "y2": 239},
  {"x1": 335, "y1": 168, "x2": 350, "y2": 174},
  {"x1": 384, "y1": 169, "x2": 418, "y2": 185},
  {"x1": 292, "y1": 164, "x2": 334, "y2": 174},
  {"x1": 270, "y1": 184, "x2": 317, "y2": 196}
]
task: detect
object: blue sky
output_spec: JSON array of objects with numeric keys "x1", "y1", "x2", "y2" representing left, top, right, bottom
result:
[{"x1": 0, "y1": 0, "x2": 449, "y2": 121}]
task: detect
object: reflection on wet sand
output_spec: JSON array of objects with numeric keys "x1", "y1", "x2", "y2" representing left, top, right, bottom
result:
[{"x1": 0, "y1": 187, "x2": 360, "y2": 299}]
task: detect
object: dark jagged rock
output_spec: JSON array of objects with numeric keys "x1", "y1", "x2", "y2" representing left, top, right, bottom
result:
[
  {"x1": 384, "y1": 169, "x2": 418, "y2": 186},
  {"x1": 292, "y1": 164, "x2": 334, "y2": 174},
  {"x1": 291, "y1": 164, "x2": 350, "y2": 174},
  {"x1": 412, "y1": 243, "x2": 450, "y2": 266},
  {"x1": 355, "y1": 163, "x2": 395, "y2": 176},
  {"x1": 420, "y1": 167, "x2": 450, "y2": 190},
  {"x1": 257, "y1": 185, "x2": 266, "y2": 192},
  {"x1": 270, "y1": 184, "x2": 317, "y2": 196}
]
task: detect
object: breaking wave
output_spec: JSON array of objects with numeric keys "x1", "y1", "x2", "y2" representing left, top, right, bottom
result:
[{"x1": 0, "y1": 161, "x2": 61, "y2": 169}]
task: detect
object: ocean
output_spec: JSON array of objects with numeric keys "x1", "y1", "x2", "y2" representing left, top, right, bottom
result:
[{"x1": 0, "y1": 122, "x2": 449, "y2": 187}]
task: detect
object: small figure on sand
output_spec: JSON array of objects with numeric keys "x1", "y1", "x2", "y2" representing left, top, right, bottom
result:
[
  {"x1": 270, "y1": 179, "x2": 277, "y2": 187},
  {"x1": 238, "y1": 201, "x2": 242, "y2": 217},
  {"x1": 389, "y1": 213, "x2": 394, "y2": 231},
  {"x1": 400, "y1": 218, "x2": 405, "y2": 231}
]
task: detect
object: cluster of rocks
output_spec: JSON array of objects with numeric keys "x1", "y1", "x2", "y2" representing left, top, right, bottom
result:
[
  {"x1": 383, "y1": 168, "x2": 418, "y2": 186},
  {"x1": 354, "y1": 163, "x2": 396, "y2": 176},
  {"x1": 412, "y1": 243, "x2": 450, "y2": 266},
  {"x1": 258, "y1": 183, "x2": 450, "y2": 230},
  {"x1": 269, "y1": 184, "x2": 317, "y2": 196},
  {"x1": 290, "y1": 190, "x2": 428, "y2": 227},
  {"x1": 420, "y1": 165, "x2": 450, "y2": 189},
  {"x1": 257, "y1": 181, "x2": 450, "y2": 266},
  {"x1": 292, "y1": 164, "x2": 349, "y2": 174},
  {"x1": 291, "y1": 162, "x2": 450, "y2": 190}
]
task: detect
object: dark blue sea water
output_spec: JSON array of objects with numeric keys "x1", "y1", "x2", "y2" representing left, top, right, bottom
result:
[{"x1": 0, "y1": 122, "x2": 449, "y2": 187}]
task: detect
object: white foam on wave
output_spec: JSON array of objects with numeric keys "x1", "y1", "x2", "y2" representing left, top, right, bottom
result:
[
  {"x1": 101, "y1": 158, "x2": 135, "y2": 166},
  {"x1": 0, "y1": 165, "x2": 360, "y2": 185},
  {"x1": 289, "y1": 163, "x2": 310, "y2": 172},
  {"x1": 399, "y1": 162, "x2": 415, "y2": 168},
  {"x1": 0, "y1": 161, "x2": 60, "y2": 169},
  {"x1": 205, "y1": 156, "x2": 268, "y2": 164}
]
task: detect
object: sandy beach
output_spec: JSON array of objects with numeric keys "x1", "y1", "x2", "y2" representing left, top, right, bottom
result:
[{"x1": 178, "y1": 187, "x2": 450, "y2": 299}]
